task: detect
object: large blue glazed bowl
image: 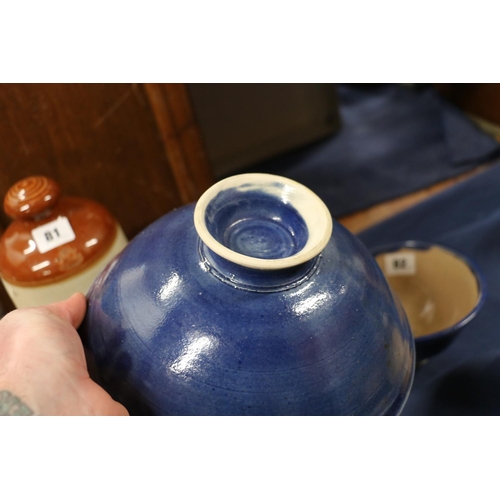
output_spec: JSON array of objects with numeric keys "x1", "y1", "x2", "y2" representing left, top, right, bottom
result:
[{"x1": 83, "y1": 174, "x2": 415, "y2": 415}]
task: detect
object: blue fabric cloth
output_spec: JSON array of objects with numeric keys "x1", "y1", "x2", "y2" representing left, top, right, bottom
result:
[
  {"x1": 247, "y1": 84, "x2": 500, "y2": 217},
  {"x1": 358, "y1": 163, "x2": 500, "y2": 415}
]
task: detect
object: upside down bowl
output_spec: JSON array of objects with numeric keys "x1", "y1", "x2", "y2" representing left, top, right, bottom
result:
[{"x1": 82, "y1": 173, "x2": 415, "y2": 415}]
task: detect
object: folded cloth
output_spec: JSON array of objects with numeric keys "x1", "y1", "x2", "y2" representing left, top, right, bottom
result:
[
  {"x1": 245, "y1": 84, "x2": 500, "y2": 218},
  {"x1": 358, "y1": 163, "x2": 500, "y2": 415}
]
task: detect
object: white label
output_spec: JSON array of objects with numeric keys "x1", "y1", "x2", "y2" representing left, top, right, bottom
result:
[
  {"x1": 31, "y1": 216, "x2": 76, "y2": 254},
  {"x1": 384, "y1": 252, "x2": 416, "y2": 276}
]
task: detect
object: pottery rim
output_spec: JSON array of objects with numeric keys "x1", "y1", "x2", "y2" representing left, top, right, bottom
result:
[{"x1": 194, "y1": 173, "x2": 333, "y2": 270}]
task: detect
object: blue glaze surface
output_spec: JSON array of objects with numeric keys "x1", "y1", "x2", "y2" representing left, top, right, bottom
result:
[
  {"x1": 83, "y1": 205, "x2": 415, "y2": 416},
  {"x1": 205, "y1": 188, "x2": 308, "y2": 259}
]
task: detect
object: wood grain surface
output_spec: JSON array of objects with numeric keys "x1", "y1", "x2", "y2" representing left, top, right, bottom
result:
[{"x1": 0, "y1": 84, "x2": 213, "y2": 239}]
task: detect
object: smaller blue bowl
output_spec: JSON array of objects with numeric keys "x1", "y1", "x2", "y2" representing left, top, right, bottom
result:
[{"x1": 370, "y1": 241, "x2": 486, "y2": 362}]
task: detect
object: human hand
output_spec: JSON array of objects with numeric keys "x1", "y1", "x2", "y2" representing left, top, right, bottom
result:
[{"x1": 0, "y1": 292, "x2": 129, "y2": 416}]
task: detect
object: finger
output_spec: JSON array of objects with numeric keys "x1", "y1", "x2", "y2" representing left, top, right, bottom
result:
[
  {"x1": 43, "y1": 292, "x2": 87, "y2": 329},
  {"x1": 112, "y1": 402, "x2": 130, "y2": 416}
]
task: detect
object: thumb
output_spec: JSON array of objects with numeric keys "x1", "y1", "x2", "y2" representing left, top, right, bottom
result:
[{"x1": 42, "y1": 292, "x2": 87, "y2": 329}]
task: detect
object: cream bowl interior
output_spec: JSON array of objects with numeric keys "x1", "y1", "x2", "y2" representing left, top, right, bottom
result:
[{"x1": 374, "y1": 244, "x2": 483, "y2": 338}]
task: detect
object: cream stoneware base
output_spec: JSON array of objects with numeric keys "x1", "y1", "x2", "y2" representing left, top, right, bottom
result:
[{"x1": 3, "y1": 226, "x2": 128, "y2": 309}]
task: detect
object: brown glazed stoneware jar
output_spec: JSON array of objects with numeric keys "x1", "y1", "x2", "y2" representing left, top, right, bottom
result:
[{"x1": 0, "y1": 176, "x2": 128, "y2": 308}]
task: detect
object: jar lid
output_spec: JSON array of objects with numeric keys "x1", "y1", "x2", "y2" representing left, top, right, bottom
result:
[{"x1": 4, "y1": 176, "x2": 61, "y2": 220}]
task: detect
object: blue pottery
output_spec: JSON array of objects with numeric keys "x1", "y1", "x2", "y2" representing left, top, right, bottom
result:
[
  {"x1": 83, "y1": 174, "x2": 415, "y2": 415},
  {"x1": 370, "y1": 241, "x2": 486, "y2": 363}
]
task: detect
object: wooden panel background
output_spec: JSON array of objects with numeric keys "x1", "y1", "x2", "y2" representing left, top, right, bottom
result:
[
  {"x1": 434, "y1": 83, "x2": 500, "y2": 126},
  {"x1": 0, "y1": 83, "x2": 213, "y2": 314},
  {"x1": 0, "y1": 83, "x2": 213, "y2": 237}
]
